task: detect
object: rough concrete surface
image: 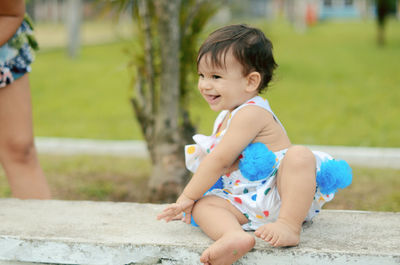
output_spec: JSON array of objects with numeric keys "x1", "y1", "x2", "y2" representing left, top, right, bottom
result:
[{"x1": 0, "y1": 199, "x2": 399, "y2": 265}]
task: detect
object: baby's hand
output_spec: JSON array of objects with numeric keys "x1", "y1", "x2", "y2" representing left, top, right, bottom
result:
[{"x1": 157, "y1": 193, "x2": 195, "y2": 224}]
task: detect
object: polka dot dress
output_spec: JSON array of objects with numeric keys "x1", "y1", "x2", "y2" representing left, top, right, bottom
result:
[{"x1": 185, "y1": 96, "x2": 335, "y2": 230}]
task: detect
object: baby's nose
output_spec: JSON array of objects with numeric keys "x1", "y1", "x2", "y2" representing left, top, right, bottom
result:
[{"x1": 199, "y1": 79, "x2": 212, "y2": 90}]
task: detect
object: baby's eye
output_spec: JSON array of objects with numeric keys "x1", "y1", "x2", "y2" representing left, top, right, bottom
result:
[
  {"x1": 212, "y1": 75, "x2": 221, "y2": 79},
  {"x1": 198, "y1": 73, "x2": 204, "y2": 78}
]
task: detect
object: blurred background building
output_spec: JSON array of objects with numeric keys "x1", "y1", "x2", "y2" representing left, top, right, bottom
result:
[
  {"x1": 26, "y1": 0, "x2": 399, "y2": 23},
  {"x1": 25, "y1": 0, "x2": 399, "y2": 55}
]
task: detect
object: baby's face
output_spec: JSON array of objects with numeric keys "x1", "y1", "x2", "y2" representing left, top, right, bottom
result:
[{"x1": 197, "y1": 51, "x2": 256, "y2": 112}]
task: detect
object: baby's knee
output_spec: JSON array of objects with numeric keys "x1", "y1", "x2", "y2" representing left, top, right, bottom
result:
[
  {"x1": 192, "y1": 196, "x2": 213, "y2": 213},
  {"x1": 285, "y1": 145, "x2": 316, "y2": 168},
  {"x1": 192, "y1": 196, "x2": 223, "y2": 218},
  {"x1": 192, "y1": 198, "x2": 207, "y2": 222}
]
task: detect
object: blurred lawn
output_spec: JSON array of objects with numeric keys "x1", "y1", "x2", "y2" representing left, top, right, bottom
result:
[
  {"x1": 260, "y1": 19, "x2": 400, "y2": 147},
  {"x1": 0, "y1": 156, "x2": 399, "y2": 212},
  {"x1": 30, "y1": 41, "x2": 141, "y2": 140},
  {"x1": 30, "y1": 19, "x2": 400, "y2": 146},
  {"x1": 0, "y1": 155, "x2": 151, "y2": 202}
]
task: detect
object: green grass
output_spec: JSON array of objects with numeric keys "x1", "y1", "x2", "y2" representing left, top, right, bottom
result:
[
  {"x1": 31, "y1": 41, "x2": 142, "y2": 140},
  {"x1": 259, "y1": 19, "x2": 400, "y2": 147},
  {"x1": 30, "y1": 18, "x2": 400, "y2": 146},
  {"x1": 0, "y1": 155, "x2": 151, "y2": 202},
  {"x1": 324, "y1": 166, "x2": 400, "y2": 212},
  {"x1": 0, "y1": 156, "x2": 398, "y2": 212}
]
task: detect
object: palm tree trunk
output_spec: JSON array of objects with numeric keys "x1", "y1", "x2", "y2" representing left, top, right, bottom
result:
[{"x1": 146, "y1": 0, "x2": 188, "y2": 202}]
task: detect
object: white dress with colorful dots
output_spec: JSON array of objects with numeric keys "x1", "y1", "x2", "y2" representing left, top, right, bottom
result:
[{"x1": 185, "y1": 96, "x2": 335, "y2": 231}]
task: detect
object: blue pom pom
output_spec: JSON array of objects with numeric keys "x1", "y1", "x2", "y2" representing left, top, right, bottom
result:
[
  {"x1": 239, "y1": 142, "x2": 277, "y2": 181},
  {"x1": 316, "y1": 159, "x2": 352, "y2": 194}
]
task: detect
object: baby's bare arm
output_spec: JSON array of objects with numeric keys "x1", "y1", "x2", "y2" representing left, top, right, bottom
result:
[
  {"x1": 0, "y1": 0, "x2": 25, "y2": 46},
  {"x1": 183, "y1": 106, "x2": 269, "y2": 200}
]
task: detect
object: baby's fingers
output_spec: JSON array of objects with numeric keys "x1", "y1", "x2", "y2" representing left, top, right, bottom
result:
[
  {"x1": 182, "y1": 212, "x2": 192, "y2": 224},
  {"x1": 157, "y1": 204, "x2": 182, "y2": 222},
  {"x1": 157, "y1": 209, "x2": 176, "y2": 222}
]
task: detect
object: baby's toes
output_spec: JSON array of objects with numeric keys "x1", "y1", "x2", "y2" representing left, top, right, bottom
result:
[
  {"x1": 264, "y1": 231, "x2": 275, "y2": 242},
  {"x1": 254, "y1": 227, "x2": 262, "y2": 237},
  {"x1": 270, "y1": 233, "x2": 280, "y2": 246},
  {"x1": 255, "y1": 226, "x2": 268, "y2": 238},
  {"x1": 200, "y1": 248, "x2": 211, "y2": 264}
]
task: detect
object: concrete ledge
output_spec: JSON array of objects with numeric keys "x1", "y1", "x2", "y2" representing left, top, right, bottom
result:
[{"x1": 0, "y1": 199, "x2": 399, "y2": 265}]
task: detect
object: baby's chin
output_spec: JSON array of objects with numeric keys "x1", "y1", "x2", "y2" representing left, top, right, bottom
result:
[{"x1": 208, "y1": 103, "x2": 224, "y2": 112}]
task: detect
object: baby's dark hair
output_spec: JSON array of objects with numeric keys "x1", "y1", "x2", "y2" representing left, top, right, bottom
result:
[{"x1": 197, "y1": 24, "x2": 277, "y2": 93}]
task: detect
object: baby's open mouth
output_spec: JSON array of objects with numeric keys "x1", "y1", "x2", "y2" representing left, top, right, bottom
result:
[{"x1": 206, "y1": 94, "x2": 220, "y2": 103}]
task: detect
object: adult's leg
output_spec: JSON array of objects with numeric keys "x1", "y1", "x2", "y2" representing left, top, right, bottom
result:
[
  {"x1": 0, "y1": 74, "x2": 51, "y2": 199},
  {"x1": 192, "y1": 195, "x2": 255, "y2": 265},
  {"x1": 255, "y1": 145, "x2": 316, "y2": 247}
]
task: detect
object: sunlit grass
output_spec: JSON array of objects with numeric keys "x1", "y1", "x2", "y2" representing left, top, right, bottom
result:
[
  {"x1": 0, "y1": 155, "x2": 151, "y2": 202},
  {"x1": 1, "y1": 156, "x2": 398, "y2": 212},
  {"x1": 325, "y1": 166, "x2": 400, "y2": 212},
  {"x1": 31, "y1": 18, "x2": 400, "y2": 147},
  {"x1": 258, "y1": 19, "x2": 400, "y2": 147},
  {"x1": 31, "y1": 41, "x2": 141, "y2": 140}
]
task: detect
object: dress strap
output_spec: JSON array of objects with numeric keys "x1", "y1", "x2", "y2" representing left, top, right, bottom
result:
[
  {"x1": 226, "y1": 96, "x2": 287, "y2": 134},
  {"x1": 212, "y1": 110, "x2": 229, "y2": 135}
]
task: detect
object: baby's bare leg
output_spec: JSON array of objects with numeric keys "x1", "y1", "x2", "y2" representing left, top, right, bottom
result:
[
  {"x1": 192, "y1": 195, "x2": 255, "y2": 265},
  {"x1": 255, "y1": 146, "x2": 316, "y2": 247}
]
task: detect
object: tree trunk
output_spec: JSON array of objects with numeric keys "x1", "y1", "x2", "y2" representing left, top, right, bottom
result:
[
  {"x1": 125, "y1": 0, "x2": 219, "y2": 202},
  {"x1": 377, "y1": 24, "x2": 385, "y2": 46},
  {"x1": 146, "y1": 0, "x2": 188, "y2": 202},
  {"x1": 67, "y1": 0, "x2": 82, "y2": 58},
  {"x1": 375, "y1": 0, "x2": 396, "y2": 46}
]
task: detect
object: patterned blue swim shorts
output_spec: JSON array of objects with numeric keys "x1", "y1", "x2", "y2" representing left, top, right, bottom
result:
[{"x1": 0, "y1": 15, "x2": 38, "y2": 88}]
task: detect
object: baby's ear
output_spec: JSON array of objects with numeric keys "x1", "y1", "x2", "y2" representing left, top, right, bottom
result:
[{"x1": 246, "y1": 72, "x2": 261, "y2": 92}]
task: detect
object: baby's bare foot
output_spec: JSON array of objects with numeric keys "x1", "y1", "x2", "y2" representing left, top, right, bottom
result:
[
  {"x1": 200, "y1": 231, "x2": 255, "y2": 265},
  {"x1": 254, "y1": 219, "x2": 300, "y2": 247}
]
